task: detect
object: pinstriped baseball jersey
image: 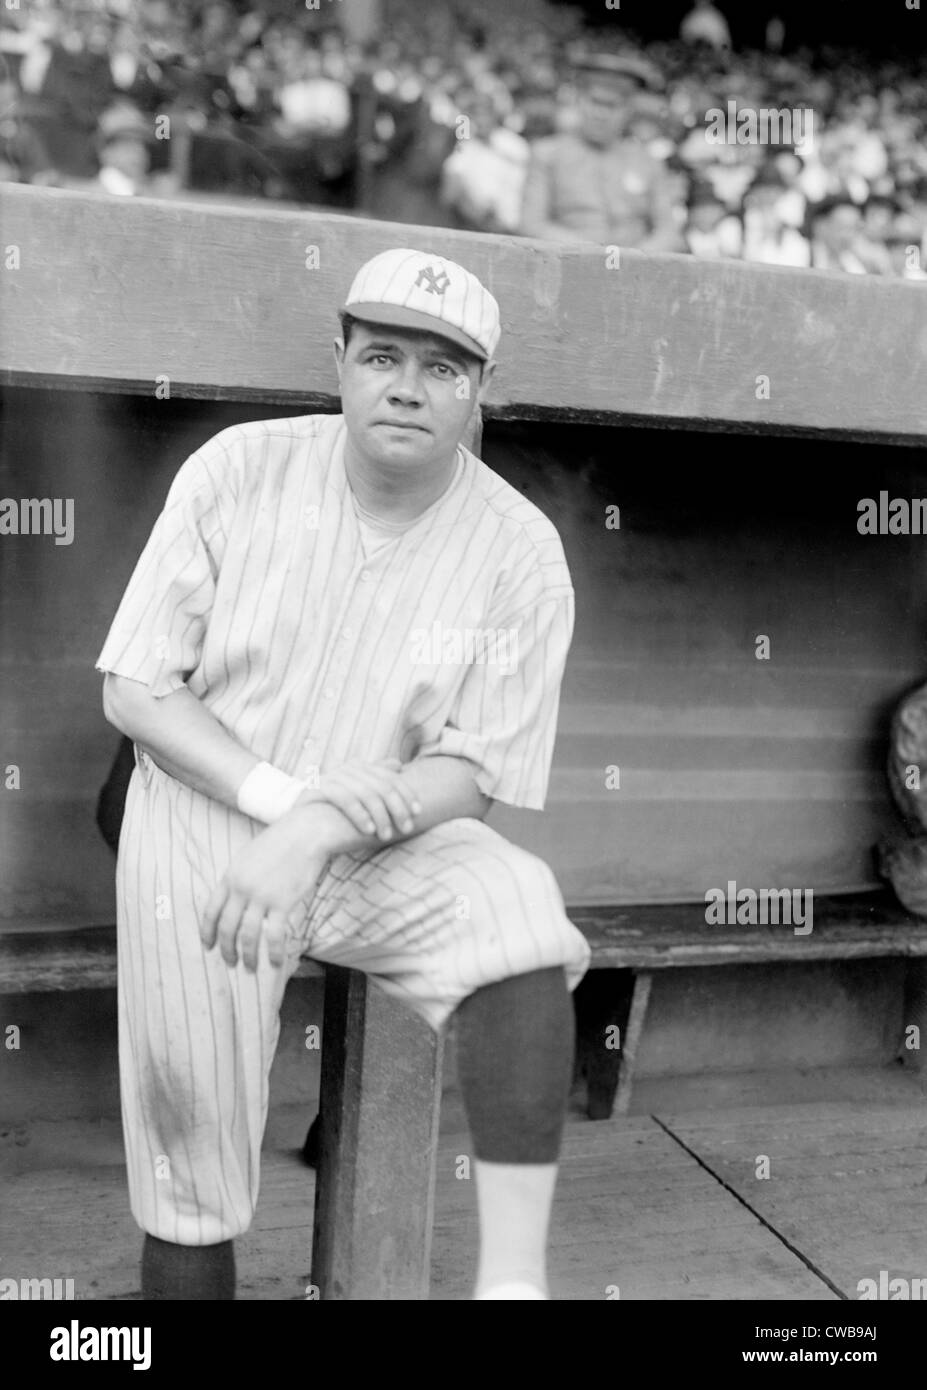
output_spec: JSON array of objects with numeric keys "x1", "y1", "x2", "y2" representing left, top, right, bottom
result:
[
  {"x1": 95, "y1": 412, "x2": 574, "y2": 809},
  {"x1": 95, "y1": 410, "x2": 589, "y2": 1244}
]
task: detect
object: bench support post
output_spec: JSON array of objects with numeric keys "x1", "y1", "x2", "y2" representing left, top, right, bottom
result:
[
  {"x1": 574, "y1": 968, "x2": 635, "y2": 1119},
  {"x1": 614, "y1": 970, "x2": 654, "y2": 1116},
  {"x1": 311, "y1": 966, "x2": 444, "y2": 1299}
]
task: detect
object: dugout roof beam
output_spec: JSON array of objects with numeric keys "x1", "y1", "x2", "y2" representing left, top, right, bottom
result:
[{"x1": 1, "y1": 185, "x2": 925, "y2": 448}]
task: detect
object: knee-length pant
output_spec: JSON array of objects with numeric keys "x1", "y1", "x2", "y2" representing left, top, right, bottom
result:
[{"x1": 116, "y1": 759, "x2": 591, "y2": 1244}]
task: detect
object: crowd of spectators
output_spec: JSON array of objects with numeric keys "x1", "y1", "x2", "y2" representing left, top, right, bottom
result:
[{"x1": 1, "y1": 0, "x2": 926, "y2": 278}]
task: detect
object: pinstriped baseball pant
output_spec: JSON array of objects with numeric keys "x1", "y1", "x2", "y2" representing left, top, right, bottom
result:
[{"x1": 116, "y1": 762, "x2": 591, "y2": 1244}]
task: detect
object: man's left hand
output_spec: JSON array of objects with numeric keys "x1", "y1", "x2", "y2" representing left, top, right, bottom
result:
[{"x1": 201, "y1": 804, "x2": 334, "y2": 972}]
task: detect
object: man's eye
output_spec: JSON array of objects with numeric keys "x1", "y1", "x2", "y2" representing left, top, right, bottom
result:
[{"x1": 432, "y1": 363, "x2": 453, "y2": 375}]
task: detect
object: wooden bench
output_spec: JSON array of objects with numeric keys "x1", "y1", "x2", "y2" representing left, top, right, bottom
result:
[{"x1": 3, "y1": 890, "x2": 926, "y2": 1297}]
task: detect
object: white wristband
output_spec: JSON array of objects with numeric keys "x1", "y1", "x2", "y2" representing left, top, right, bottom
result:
[{"x1": 236, "y1": 761, "x2": 308, "y2": 824}]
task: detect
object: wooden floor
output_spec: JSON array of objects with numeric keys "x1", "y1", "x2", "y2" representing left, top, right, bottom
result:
[{"x1": 2, "y1": 1067, "x2": 926, "y2": 1301}]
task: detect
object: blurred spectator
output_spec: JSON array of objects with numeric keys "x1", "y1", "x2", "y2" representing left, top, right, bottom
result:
[
  {"x1": 765, "y1": 17, "x2": 786, "y2": 54},
  {"x1": 854, "y1": 195, "x2": 898, "y2": 274},
  {"x1": 30, "y1": 8, "x2": 116, "y2": 176},
  {"x1": 680, "y1": 2, "x2": 732, "y2": 53},
  {"x1": 742, "y1": 165, "x2": 810, "y2": 266},
  {"x1": 808, "y1": 195, "x2": 868, "y2": 274},
  {"x1": 439, "y1": 93, "x2": 528, "y2": 233},
  {"x1": 520, "y1": 53, "x2": 681, "y2": 251},
  {"x1": 95, "y1": 102, "x2": 154, "y2": 196},
  {"x1": 886, "y1": 212, "x2": 927, "y2": 281},
  {"x1": 684, "y1": 179, "x2": 742, "y2": 259},
  {"x1": 903, "y1": 182, "x2": 927, "y2": 260},
  {"x1": 0, "y1": 62, "x2": 58, "y2": 184},
  {"x1": 275, "y1": 44, "x2": 350, "y2": 137}
]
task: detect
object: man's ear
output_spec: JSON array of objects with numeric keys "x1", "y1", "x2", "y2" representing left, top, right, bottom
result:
[
  {"x1": 333, "y1": 337, "x2": 345, "y2": 386},
  {"x1": 476, "y1": 358, "x2": 496, "y2": 402}
]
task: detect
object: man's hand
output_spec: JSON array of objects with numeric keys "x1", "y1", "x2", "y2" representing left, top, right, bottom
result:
[
  {"x1": 201, "y1": 804, "x2": 335, "y2": 972},
  {"x1": 297, "y1": 758, "x2": 423, "y2": 842},
  {"x1": 202, "y1": 754, "x2": 490, "y2": 971}
]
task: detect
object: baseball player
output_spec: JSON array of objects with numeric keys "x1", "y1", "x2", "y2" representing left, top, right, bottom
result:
[{"x1": 96, "y1": 247, "x2": 591, "y2": 1301}]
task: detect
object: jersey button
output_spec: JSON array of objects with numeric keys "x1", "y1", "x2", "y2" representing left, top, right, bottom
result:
[
  {"x1": 342, "y1": 627, "x2": 353, "y2": 640},
  {"x1": 323, "y1": 687, "x2": 336, "y2": 699},
  {"x1": 360, "y1": 569, "x2": 372, "y2": 582}
]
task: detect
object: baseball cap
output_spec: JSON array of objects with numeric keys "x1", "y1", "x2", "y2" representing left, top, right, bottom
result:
[
  {"x1": 342, "y1": 248, "x2": 501, "y2": 363},
  {"x1": 571, "y1": 51, "x2": 664, "y2": 93},
  {"x1": 96, "y1": 101, "x2": 153, "y2": 149}
]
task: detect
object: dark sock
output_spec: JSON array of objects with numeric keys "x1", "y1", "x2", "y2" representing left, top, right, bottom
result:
[
  {"x1": 141, "y1": 1234, "x2": 236, "y2": 1300},
  {"x1": 455, "y1": 966, "x2": 574, "y2": 1164}
]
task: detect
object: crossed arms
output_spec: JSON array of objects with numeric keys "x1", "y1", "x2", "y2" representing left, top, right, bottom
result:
[{"x1": 102, "y1": 674, "x2": 491, "y2": 972}]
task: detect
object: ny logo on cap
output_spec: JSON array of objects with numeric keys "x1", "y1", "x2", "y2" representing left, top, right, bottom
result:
[{"x1": 415, "y1": 264, "x2": 451, "y2": 296}]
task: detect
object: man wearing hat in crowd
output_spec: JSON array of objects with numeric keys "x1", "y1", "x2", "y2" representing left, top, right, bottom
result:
[
  {"x1": 95, "y1": 100, "x2": 154, "y2": 196},
  {"x1": 520, "y1": 51, "x2": 682, "y2": 251},
  {"x1": 96, "y1": 247, "x2": 591, "y2": 1301},
  {"x1": 0, "y1": 61, "x2": 58, "y2": 185}
]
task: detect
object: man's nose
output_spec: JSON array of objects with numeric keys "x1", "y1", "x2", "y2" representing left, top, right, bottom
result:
[{"x1": 387, "y1": 361, "x2": 425, "y2": 405}]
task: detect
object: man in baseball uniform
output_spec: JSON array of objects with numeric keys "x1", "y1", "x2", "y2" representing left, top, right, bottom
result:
[{"x1": 96, "y1": 247, "x2": 591, "y2": 1301}]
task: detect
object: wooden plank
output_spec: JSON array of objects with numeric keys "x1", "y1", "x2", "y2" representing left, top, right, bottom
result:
[
  {"x1": 2, "y1": 185, "x2": 926, "y2": 444},
  {"x1": 614, "y1": 970, "x2": 654, "y2": 1117},
  {"x1": 2, "y1": 892, "x2": 925, "y2": 991},
  {"x1": 430, "y1": 1105, "x2": 833, "y2": 1301},
  {"x1": 0, "y1": 923, "x2": 324, "y2": 992},
  {"x1": 568, "y1": 892, "x2": 927, "y2": 968},
  {"x1": 662, "y1": 1101, "x2": 927, "y2": 1298},
  {"x1": 3, "y1": 1101, "x2": 845, "y2": 1303},
  {"x1": 579, "y1": 929, "x2": 927, "y2": 968},
  {"x1": 311, "y1": 966, "x2": 444, "y2": 1300}
]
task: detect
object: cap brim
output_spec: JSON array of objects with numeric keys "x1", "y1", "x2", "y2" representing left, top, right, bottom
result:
[
  {"x1": 97, "y1": 127, "x2": 156, "y2": 147},
  {"x1": 573, "y1": 62, "x2": 661, "y2": 92},
  {"x1": 575, "y1": 68, "x2": 647, "y2": 85},
  {"x1": 342, "y1": 302, "x2": 489, "y2": 362}
]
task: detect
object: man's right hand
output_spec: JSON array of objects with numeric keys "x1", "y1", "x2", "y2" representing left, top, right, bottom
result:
[{"x1": 296, "y1": 759, "x2": 423, "y2": 843}]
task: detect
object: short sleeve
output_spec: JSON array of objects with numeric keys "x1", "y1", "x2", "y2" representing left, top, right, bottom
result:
[
  {"x1": 417, "y1": 531, "x2": 575, "y2": 810},
  {"x1": 94, "y1": 446, "x2": 231, "y2": 698}
]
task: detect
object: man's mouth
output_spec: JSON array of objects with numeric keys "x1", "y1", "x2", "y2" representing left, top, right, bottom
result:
[{"x1": 375, "y1": 421, "x2": 429, "y2": 432}]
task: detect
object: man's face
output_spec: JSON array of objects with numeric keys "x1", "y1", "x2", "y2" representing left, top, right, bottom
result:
[
  {"x1": 820, "y1": 204, "x2": 860, "y2": 251},
  {"x1": 745, "y1": 185, "x2": 783, "y2": 219},
  {"x1": 864, "y1": 202, "x2": 893, "y2": 238},
  {"x1": 147, "y1": 0, "x2": 172, "y2": 31},
  {"x1": 103, "y1": 136, "x2": 150, "y2": 182},
  {"x1": 334, "y1": 321, "x2": 493, "y2": 473},
  {"x1": 578, "y1": 77, "x2": 638, "y2": 146},
  {"x1": 689, "y1": 199, "x2": 723, "y2": 233}
]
